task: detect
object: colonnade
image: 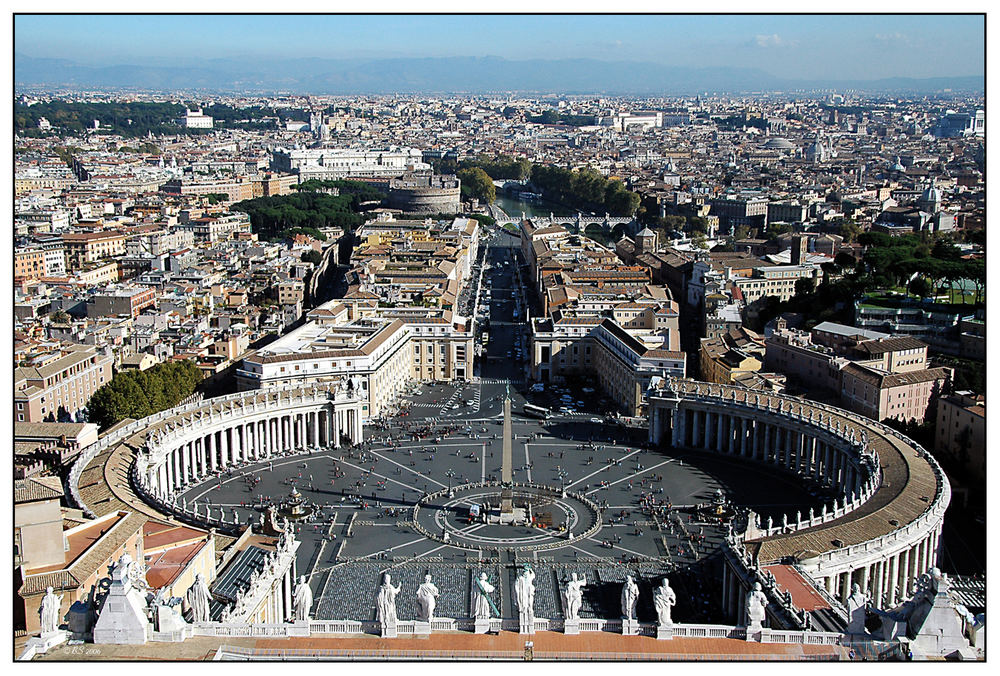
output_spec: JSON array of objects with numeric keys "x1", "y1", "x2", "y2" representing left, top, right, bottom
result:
[
  {"x1": 653, "y1": 404, "x2": 867, "y2": 498},
  {"x1": 146, "y1": 404, "x2": 362, "y2": 497},
  {"x1": 820, "y1": 523, "x2": 943, "y2": 609},
  {"x1": 648, "y1": 385, "x2": 948, "y2": 614}
]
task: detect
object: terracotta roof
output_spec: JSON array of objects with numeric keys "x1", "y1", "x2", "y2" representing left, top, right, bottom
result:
[{"x1": 14, "y1": 476, "x2": 64, "y2": 503}]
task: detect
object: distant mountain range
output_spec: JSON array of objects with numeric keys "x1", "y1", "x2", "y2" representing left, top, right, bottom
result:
[{"x1": 14, "y1": 54, "x2": 984, "y2": 95}]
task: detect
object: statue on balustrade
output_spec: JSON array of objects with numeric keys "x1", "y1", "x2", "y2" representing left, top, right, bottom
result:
[
  {"x1": 376, "y1": 573, "x2": 401, "y2": 630},
  {"x1": 185, "y1": 573, "x2": 212, "y2": 623},
  {"x1": 39, "y1": 587, "x2": 64, "y2": 635},
  {"x1": 473, "y1": 572, "x2": 495, "y2": 619},
  {"x1": 293, "y1": 575, "x2": 313, "y2": 622},
  {"x1": 745, "y1": 581, "x2": 768, "y2": 631},
  {"x1": 621, "y1": 575, "x2": 639, "y2": 620},
  {"x1": 561, "y1": 572, "x2": 587, "y2": 620},
  {"x1": 845, "y1": 583, "x2": 869, "y2": 635},
  {"x1": 514, "y1": 565, "x2": 536, "y2": 627},
  {"x1": 654, "y1": 577, "x2": 677, "y2": 626},
  {"x1": 416, "y1": 574, "x2": 440, "y2": 622}
]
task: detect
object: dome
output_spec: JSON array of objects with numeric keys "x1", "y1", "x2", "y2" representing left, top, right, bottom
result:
[
  {"x1": 763, "y1": 137, "x2": 795, "y2": 150},
  {"x1": 921, "y1": 184, "x2": 942, "y2": 204}
]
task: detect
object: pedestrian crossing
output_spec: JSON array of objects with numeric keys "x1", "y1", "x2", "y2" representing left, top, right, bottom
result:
[{"x1": 479, "y1": 377, "x2": 525, "y2": 385}]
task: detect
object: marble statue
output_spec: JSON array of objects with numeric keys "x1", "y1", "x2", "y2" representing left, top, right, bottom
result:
[
  {"x1": 621, "y1": 575, "x2": 639, "y2": 620},
  {"x1": 152, "y1": 588, "x2": 187, "y2": 632},
  {"x1": 473, "y1": 572, "x2": 495, "y2": 619},
  {"x1": 416, "y1": 574, "x2": 440, "y2": 622},
  {"x1": 654, "y1": 577, "x2": 677, "y2": 626},
  {"x1": 845, "y1": 582, "x2": 869, "y2": 635},
  {"x1": 376, "y1": 573, "x2": 401, "y2": 628},
  {"x1": 39, "y1": 586, "x2": 63, "y2": 634},
  {"x1": 561, "y1": 573, "x2": 587, "y2": 620},
  {"x1": 293, "y1": 575, "x2": 313, "y2": 622},
  {"x1": 745, "y1": 581, "x2": 768, "y2": 631},
  {"x1": 185, "y1": 573, "x2": 212, "y2": 623},
  {"x1": 514, "y1": 565, "x2": 536, "y2": 627}
]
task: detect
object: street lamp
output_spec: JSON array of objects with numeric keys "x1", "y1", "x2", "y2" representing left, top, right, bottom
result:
[{"x1": 446, "y1": 469, "x2": 456, "y2": 498}]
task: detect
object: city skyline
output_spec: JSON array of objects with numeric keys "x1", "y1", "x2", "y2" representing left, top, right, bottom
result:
[{"x1": 15, "y1": 13, "x2": 985, "y2": 83}]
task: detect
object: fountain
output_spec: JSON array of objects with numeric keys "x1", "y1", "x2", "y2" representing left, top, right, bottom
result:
[{"x1": 278, "y1": 485, "x2": 314, "y2": 521}]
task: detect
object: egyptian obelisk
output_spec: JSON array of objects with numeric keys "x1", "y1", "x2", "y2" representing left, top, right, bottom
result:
[{"x1": 500, "y1": 383, "x2": 513, "y2": 513}]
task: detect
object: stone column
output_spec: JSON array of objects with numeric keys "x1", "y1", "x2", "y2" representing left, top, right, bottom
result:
[
  {"x1": 221, "y1": 427, "x2": 231, "y2": 467},
  {"x1": 899, "y1": 547, "x2": 912, "y2": 599},
  {"x1": 312, "y1": 412, "x2": 320, "y2": 448}
]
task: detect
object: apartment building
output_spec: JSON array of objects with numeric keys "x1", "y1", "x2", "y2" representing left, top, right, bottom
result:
[
  {"x1": 934, "y1": 391, "x2": 985, "y2": 477},
  {"x1": 699, "y1": 327, "x2": 766, "y2": 385},
  {"x1": 161, "y1": 176, "x2": 253, "y2": 202},
  {"x1": 14, "y1": 248, "x2": 46, "y2": 282},
  {"x1": 61, "y1": 230, "x2": 126, "y2": 270},
  {"x1": 87, "y1": 285, "x2": 158, "y2": 319},
  {"x1": 731, "y1": 264, "x2": 819, "y2": 304},
  {"x1": 15, "y1": 344, "x2": 114, "y2": 422},
  {"x1": 839, "y1": 363, "x2": 950, "y2": 423}
]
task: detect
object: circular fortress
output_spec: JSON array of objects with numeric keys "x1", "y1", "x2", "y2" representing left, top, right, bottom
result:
[{"x1": 388, "y1": 174, "x2": 462, "y2": 213}]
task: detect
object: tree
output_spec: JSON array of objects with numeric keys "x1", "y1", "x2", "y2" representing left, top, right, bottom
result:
[
  {"x1": 691, "y1": 231, "x2": 709, "y2": 250},
  {"x1": 301, "y1": 249, "x2": 323, "y2": 265},
  {"x1": 908, "y1": 276, "x2": 932, "y2": 300},
  {"x1": 456, "y1": 167, "x2": 496, "y2": 203},
  {"x1": 795, "y1": 277, "x2": 817, "y2": 296},
  {"x1": 86, "y1": 359, "x2": 203, "y2": 430}
]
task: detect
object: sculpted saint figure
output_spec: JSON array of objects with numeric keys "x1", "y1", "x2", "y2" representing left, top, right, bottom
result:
[
  {"x1": 186, "y1": 573, "x2": 212, "y2": 623},
  {"x1": 621, "y1": 575, "x2": 639, "y2": 620},
  {"x1": 746, "y1": 581, "x2": 768, "y2": 629},
  {"x1": 473, "y1": 572, "x2": 495, "y2": 619},
  {"x1": 293, "y1": 575, "x2": 313, "y2": 622},
  {"x1": 845, "y1": 582, "x2": 869, "y2": 634},
  {"x1": 653, "y1": 577, "x2": 677, "y2": 626},
  {"x1": 561, "y1": 573, "x2": 587, "y2": 620},
  {"x1": 376, "y1": 573, "x2": 401, "y2": 628},
  {"x1": 39, "y1": 587, "x2": 63, "y2": 634},
  {"x1": 416, "y1": 574, "x2": 440, "y2": 622},
  {"x1": 514, "y1": 565, "x2": 536, "y2": 626}
]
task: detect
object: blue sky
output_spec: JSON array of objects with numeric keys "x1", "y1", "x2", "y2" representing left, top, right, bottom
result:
[{"x1": 14, "y1": 14, "x2": 985, "y2": 80}]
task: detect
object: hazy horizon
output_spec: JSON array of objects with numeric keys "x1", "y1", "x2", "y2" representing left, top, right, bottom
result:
[{"x1": 15, "y1": 14, "x2": 985, "y2": 83}]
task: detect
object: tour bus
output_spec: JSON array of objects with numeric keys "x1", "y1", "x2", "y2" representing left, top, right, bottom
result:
[{"x1": 523, "y1": 403, "x2": 551, "y2": 419}]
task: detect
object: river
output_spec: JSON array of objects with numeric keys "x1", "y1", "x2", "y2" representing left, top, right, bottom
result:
[{"x1": 493, "y1": 194, "x2": 582, "y2": 221}]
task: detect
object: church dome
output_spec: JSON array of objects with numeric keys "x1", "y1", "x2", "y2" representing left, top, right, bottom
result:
[{"x1": 763, "y1": 137, "x2": 795, "y2": 150}]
